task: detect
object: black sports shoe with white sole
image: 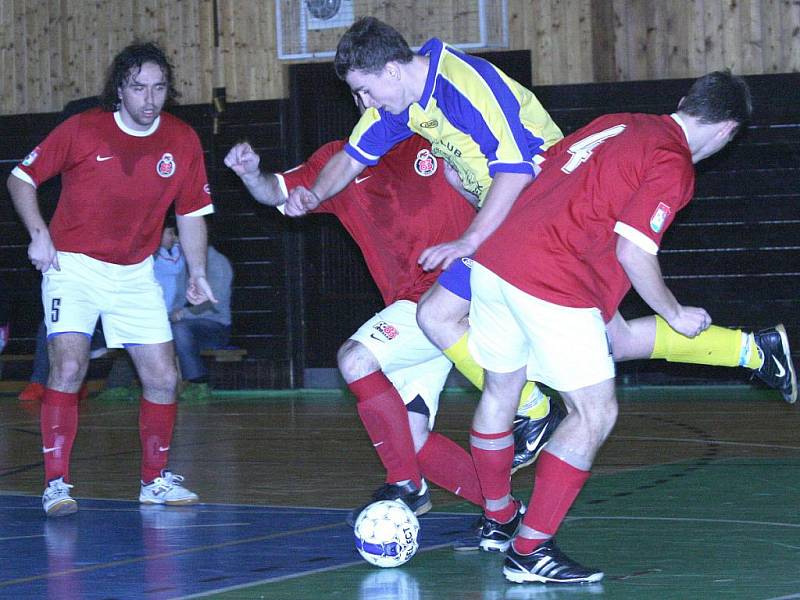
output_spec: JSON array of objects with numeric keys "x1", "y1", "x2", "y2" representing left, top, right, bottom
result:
[
  {"x1": 346, "y1": 479, "x2": 432, "y2": 526},
  {"x1": 478, "y1": 501, "x2": 525, "y2": 552},
  {"x1": 504, "y1": 540, "x2": 604, "y2": 584},
  {"x1": 511, "y1": 402, "x2": 566, "y2": 474},
  {"x1": 753, "y1": 324, "x2": 797, "y2": 404}
]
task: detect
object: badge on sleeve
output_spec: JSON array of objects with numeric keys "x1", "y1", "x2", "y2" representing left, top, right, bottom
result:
[
  {"x1": 22, "y1": 147, "x2": 41, "y2": 166},
  {"x1": 650, "y1": 202, "x2": 671, "y2": 233},
  {"x1": 157, "y1": 153, "x2": 176, "y2": 178}
]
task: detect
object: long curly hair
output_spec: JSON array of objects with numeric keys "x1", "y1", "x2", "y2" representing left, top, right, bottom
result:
[{"x1": 99, "y1": 42, "x2": 180, "y2": 111}]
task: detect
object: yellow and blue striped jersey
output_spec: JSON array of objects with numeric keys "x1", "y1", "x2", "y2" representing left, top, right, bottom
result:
[{"x1": 345, "y1": 38, "x2": 563, "y2": 205}]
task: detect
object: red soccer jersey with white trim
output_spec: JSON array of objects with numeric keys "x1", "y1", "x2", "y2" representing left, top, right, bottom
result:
[
  {"x1": 280, "y1": 136, "x2": 474, "y2": 305},
  {"x1": 14, "y1": 108, "x2": 213, "y2": 264},
  {"x1": 475, "y1": 113, "x2": 695, "y2": 320}
]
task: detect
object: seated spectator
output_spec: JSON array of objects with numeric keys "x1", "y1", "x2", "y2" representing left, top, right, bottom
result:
[
  {"x1": 173, "y1": 244, "x2": 233, "y2": 402},
  {"x1": 96, "y1": 222, "x2": 187, "y2": 401}
]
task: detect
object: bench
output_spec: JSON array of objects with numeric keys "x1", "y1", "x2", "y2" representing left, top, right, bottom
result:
[{"x1": 200, "y1": 348, "x2": 248, "y2": 362}]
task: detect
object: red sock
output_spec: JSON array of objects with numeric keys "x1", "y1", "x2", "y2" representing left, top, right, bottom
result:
[
  {"x1": 139, "y1": 397, "x2": 177, "y2": 483},
  {"x1": 514, "y1": 450, "x2": 590, "y2": 554},
  {"x1": 470, "y1": 429, "x2": 514, "y2": 521},
  {"x1": 349, "y1": 371, "x2": 420, "y2": 486},
  {"x1": 41, "y1": 388, "x2": 79, "y2": 484},
  {"x1": 417, "y1": 432, "x2": 483, "y2": 507}
]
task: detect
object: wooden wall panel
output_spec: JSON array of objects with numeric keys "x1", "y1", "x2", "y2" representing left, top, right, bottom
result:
[{"x1": 0, "y1": 0, "x2": 799, "y2": 115}]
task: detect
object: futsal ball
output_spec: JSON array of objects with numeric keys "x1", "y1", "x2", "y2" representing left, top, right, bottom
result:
[{"x1": 353, "y1": 500, "x2": 420, "y2": 568}]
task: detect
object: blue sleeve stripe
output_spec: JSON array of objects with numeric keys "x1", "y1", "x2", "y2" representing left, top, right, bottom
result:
[
  {"x1": 438, "y1": 47, "x2": 544, "y2": 163},
  {"x1": 487, "y1": 162, "x2": 535, "y2": 177},
  {"x1": 345, "y1": 143, "x2": 379, "y2": 165}
]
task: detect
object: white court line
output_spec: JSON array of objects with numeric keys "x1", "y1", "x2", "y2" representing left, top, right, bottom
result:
[
  {"x1": 175, "y1": 540, "x2": 457, "y2": 600},
  {"x1": 614, "y1": 435, "x2": 800, "y2": 452},
  {"x1": 566, "y1": 515, "x2": 800, "y2": 529}
]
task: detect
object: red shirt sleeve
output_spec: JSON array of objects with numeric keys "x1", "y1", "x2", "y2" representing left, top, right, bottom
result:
[
  {"x1": 280, "y1": 141, "x2": 344, "y2": 215},
  {"x1": 174, "y1": 127, "x2": 213, "y2": 215},
  {"x1": 614, "y1": 148, "x2": 695, "y2": 252},
  {"x1": 14, "y1": 115, "x2": 80, "y2": 187}
]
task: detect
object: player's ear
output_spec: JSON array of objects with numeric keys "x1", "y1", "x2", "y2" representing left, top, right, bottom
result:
[{"x1": 384, "y1": 62, "x2": 400, "y2": 80}]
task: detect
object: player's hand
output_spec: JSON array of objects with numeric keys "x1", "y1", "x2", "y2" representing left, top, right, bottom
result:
[
  {"x1": 285, "y1": 186, "x2": 321, "y2": 217},
  {"x1": 186, "y1": 275, "x2": 218, "y2": 305},
  {"x1": 28, "y1": 231, "x2": 59, "y2": 273},
  {"x1": 418, "y1": 237, "x2": 477, "y2": 272},
  {"x1": 224, "y1": 142, "x2": 261, "y2": 177},
  {"x1": 666, "y1": 306, "x2": 712, "y2": 338}
]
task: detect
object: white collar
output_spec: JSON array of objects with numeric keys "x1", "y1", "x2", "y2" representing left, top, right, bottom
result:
[
  {"x1": 670, "y1": 113, "x2": 689, "y2": 144},
  {"x1": 114, "y1": 111, "x2": 160, "y2": 137}
]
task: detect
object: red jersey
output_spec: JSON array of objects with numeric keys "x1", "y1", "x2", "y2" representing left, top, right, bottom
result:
[
  {"x1": 13, "y1": 108, "x2": 213, "y2": 265},
  {"x1": 280, "y1": 136, "x2": 474, "y2": 305},
  {"x1": 476, "y1": 113, "x2": 695, "y2": 320}
]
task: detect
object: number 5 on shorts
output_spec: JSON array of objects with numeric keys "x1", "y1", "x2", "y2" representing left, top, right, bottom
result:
[{"x1": 50, "y1": 298, "x2": 61, "y2": 323}]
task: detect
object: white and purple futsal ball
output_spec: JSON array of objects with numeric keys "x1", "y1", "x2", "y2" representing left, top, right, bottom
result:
[{"x1": 353, "y1": 500, "x2": 420, "y2": 568}]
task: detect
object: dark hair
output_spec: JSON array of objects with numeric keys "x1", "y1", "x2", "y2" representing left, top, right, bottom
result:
[
  {"x1": 99, "y1": 42, "x2": 180, "y2": 111},
  {"x1": 334, "y1": 17, "x2": 414, "y2": 80},
  {"x1": 679, "y1": 70, "x2": 752, "y2": 128}
]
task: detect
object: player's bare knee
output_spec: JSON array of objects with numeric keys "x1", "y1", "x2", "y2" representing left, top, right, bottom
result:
[
  {"x1": 140, "y1": 364, "x2": 178, "y2": 396},
  {"x1": 49, "y1": 356, "x2": 89, "y2": 389},
  {"x1": 337, "y1": 339, "x2": 380, "y2": 382}
]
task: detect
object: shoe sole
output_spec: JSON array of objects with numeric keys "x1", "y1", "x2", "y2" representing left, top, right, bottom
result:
[
  {"x1": 140, "y1": 497, "x2": 199, "y2": 505},
  {"x1": 479, "y1": 538, "x2": 512, "y2": 552},
  {"x1": 776, "y1": 324, "x2": 797, "y2": 404},
  {"x1": 503, "y1": 566, "x2": 605, "y2": 584},
  {"x1": 452, "y1": 540, "x2": 481, "y2": 552},
  {"x1": 510, "y1": 444, "x2": 547, "y2": 475},
  {"x1": 45, "y1": 498, "x2": 78, "y2": 517}
]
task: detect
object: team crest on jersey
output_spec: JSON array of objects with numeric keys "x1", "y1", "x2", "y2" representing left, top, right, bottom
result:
[
  {"x1": 157, "y1": 153, "x2": 176, "y2": 178},
  {"x1": 414, "y1": 150, "x2": 438, "y2": 177},
  {"x1": 372, "y1": 321, "x2": 399, "y2": 341},
  {"x1": 650, "y1": 202, "x2": 671, "y2": 233},
  {"x1": 22, "y1": 147, "x2": 41, "y2": 166}
]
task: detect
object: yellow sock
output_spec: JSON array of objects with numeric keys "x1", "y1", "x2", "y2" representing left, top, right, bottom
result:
[
  {"x1": 651, "y1": 315, "x2": 756, "y2": 368},
  {"x1": 443, "y1": 332, "x2": 551, "y2": 418},
  {"x1": 442, "y1": 332, "x2": 484, "y2": 389},
  {"x1": 516, "y1": 382, "x2": 551, "y2": 419}
]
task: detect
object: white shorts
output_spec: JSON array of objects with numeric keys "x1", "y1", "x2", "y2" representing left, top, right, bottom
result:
[
  {"x1": 468, "y1": 262, "x2": 614, "y2": 392},
  {"x1": 42, "y1": 252, "x2": 173, "y2": 348},
  {"x1": 349, "y1": 300, "x2": 452, "y2": 428}
]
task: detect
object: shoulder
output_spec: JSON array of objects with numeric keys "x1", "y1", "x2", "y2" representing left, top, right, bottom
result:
[{"x1": 160, "y1": 111, "x2": 202, "y2": 142}]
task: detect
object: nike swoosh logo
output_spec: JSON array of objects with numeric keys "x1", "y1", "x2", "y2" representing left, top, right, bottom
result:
[
  {"x1": 96, "y1": 155, "x2": 114, "y2": 162},
  {"x1": 525, "y1": 423, "x2": 550, "y2": 452},
  {"x1": 772, "y1": 356, "x2": 786, "y2": 378},
  {"x1": 355, "y1": 175, "x2": 372, "y2": 184},
  {"x1": 158, "y1": 446, "x2": 170, "y2": 452},
  {"x1": 369, "y1": 333, "x2": 386, "y2": 343},
  {"x1": 42, "y1": 446, "x2": 59, "y2": 453}
]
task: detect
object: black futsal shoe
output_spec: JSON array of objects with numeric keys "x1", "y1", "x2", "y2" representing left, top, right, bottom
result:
[
  {"x1": 346, "y1": 479, "x2": 432, "y2": 527},
  {"x1": 511, "y1": 401, "x2": 566, "y2": 474},
  {"x1": 478, "y1": 501, "x2": 526, "y2": 552},
  {"x1": 753, "y1": 324, "x2": 797, "y2": 404},
  {"x1": 504, "y1": 540, "x2": 604, "y2": 584}
]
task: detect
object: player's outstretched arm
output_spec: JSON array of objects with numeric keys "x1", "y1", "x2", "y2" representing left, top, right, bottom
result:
[
  {"x1": 284, "y1": 150, "x2": 365, "y2": 217},
  {"x1": 224, "y1": 143, "x2": 285, "y2": 207},
  {"x1": 7, "y1": 174, "x2": 59, "y2": 272},
  {"x1": 616, "y1": 235, "x2": 710, "y2": 338}
]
